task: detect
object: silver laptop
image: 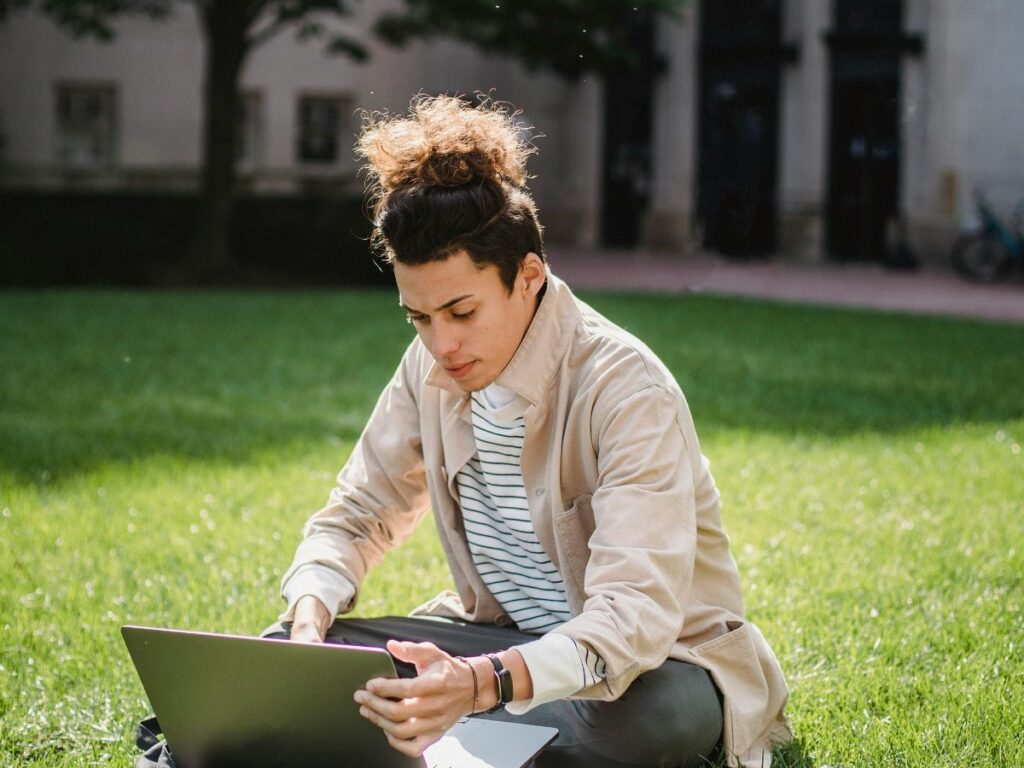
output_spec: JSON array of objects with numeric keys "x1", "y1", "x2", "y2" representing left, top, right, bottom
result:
[{"x1": 121, "y1": 626, "x2": 557, "y2": 768}]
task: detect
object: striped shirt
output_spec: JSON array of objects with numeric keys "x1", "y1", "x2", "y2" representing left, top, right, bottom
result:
[{"x1": 455, "y1": 384, "x2": 606, "y2": 709}]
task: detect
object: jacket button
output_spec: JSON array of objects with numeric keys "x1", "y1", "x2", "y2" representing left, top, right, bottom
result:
[
  {"x1": 495, "y1": 614, "x2": 512, "y2": 627},
  {"x1": 535, "y1": 488, "x2": 545, "y2": 496}
]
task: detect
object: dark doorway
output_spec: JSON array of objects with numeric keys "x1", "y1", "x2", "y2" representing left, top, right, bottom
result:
[
  {"x1": 600, "y1": 8, "x2": 657, "y2": 247},
  {"x1": 826, "y1": 0, "x2": 904, "y2": 261},
  {"x1": 697, "y1": 0, "x2": 783, "y2": 258}
]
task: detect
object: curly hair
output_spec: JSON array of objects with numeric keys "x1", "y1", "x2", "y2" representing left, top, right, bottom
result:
[{"x1": 356, "y1": 94, "x2": 546, "y2": 292}]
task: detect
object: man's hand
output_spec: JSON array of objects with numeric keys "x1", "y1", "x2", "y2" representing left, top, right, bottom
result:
[
  {"x1": 289, "y1": 595, "x2": 332, "y2": 643},
  {"x1": 354, "y1": 640, "x2": 478, "y2": 758}
]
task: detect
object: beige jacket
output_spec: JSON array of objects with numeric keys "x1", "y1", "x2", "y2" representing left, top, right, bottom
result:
[{"x1": 283, "y1": 270, "x2": 791, "y2": 767}]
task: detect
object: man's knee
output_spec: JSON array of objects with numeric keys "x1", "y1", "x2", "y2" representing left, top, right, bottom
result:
[
  {"x1": 573, "y1": 662, "x2": 722, "y2": 766},
  {"x1": 647, "y1": 662, "x2": 722, "y2": 762}
]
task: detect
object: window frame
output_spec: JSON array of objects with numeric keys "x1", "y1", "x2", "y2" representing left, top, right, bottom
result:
[
  {"x1": 236, "y1": 88, "x2": 265, "y2": 173},
  {"x1": 295, "y1": 92, "x2": 352, "y2": 168},
  {"x1": 54, "y1": 80, "x2": 119, "y2": 170}
]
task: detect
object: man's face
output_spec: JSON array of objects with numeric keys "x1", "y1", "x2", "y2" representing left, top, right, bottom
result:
[{"x1": 394, "y1": 250, "x2": 545, "y2": 392}]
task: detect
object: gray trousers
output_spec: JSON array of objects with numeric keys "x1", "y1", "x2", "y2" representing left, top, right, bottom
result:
[{"x1": 261, "y1": 617, "x2": 723, "y2": 768}]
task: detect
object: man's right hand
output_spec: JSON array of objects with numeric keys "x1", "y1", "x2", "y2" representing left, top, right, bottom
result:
[{"x1": 289, "y1": 595, "x2": 332, "y2": 643}]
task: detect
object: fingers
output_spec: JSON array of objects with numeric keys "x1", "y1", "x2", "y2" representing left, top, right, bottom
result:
[
  {"x1": 356, "y1": 639, "x2": 470, "y2": 757},
  {"x1": 356, "y1": 682, "x2": 449, "y2": 722},
  {"x1": 385, "y1": 730, "x2": 443, "y2": 758},
  {"x1": 290, "y1": 595, "x2": 331, "y2": 642},
  {"x1": 358, "y1": 700, "x2": 449, "y2": 739},
  {"x1": 355, "y1": 674, "x2": 458, "y2": 754},
  {"x1": 356, "y1": 688, "x2": 413, "y2": 722},
  {"x1": 288, "y1": 620, "x2": 324, "y2": 644},
  {"x1": 386, "y1": 639, "x2": 447, "y2": 672},
  {"x1": 366, "y1": 672, "x2": 446, "y2": 700},
  {"x1": 358, "y1": 699, "x2": 451, "y2": 756}
]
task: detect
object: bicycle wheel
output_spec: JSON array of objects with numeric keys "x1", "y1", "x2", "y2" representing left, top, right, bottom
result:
[{"x1": 950, "y1": 234, "x2": 1014, "y2": 283}]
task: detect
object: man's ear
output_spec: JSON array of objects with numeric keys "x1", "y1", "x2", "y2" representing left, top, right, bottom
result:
[{"x1": 520, "y1": 252, "x2": 545, "y2": 297}]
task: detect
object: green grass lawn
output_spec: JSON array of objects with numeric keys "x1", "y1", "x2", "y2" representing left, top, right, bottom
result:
[{"x1": 1, "y1": 288, "x2": 1021, "y2": 767}]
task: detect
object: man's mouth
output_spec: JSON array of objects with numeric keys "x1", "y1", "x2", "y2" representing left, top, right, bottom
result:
[{"x1": 444, "y1": 361, "x2": 476, "y2": 379}]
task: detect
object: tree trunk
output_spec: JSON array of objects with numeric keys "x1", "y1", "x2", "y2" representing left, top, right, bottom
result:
[{"x1": 191, "y1": 2, "x2": 250, "y2": 278}]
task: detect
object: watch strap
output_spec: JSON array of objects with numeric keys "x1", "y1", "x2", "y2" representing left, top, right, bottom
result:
[{"x1": 485, "y1": 653, "x2": 514, "y2": 710}]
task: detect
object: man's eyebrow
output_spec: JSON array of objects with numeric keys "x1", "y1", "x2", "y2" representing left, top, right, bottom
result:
[{"x1": 400, "y1": 294, "x2": 475, "y2": 314}]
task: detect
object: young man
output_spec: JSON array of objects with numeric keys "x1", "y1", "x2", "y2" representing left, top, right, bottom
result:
[{"x1": 266, "y1": 96, "x2": 790, "y2": 768}]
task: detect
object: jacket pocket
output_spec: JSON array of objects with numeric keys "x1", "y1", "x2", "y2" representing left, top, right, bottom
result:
[
  {"x1": 690, "y1": 620, "x2": 789, "y2": 761},
  {"x1": 551, "y1": 493, "x2": 594, "y2": 602}
]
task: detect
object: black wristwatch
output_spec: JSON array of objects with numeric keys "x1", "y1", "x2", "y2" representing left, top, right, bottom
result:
[{"x1": 485, "y1": 653, "x2": 514, "y2": 711}]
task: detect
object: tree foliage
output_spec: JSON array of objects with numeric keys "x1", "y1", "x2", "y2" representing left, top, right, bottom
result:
[
  {"x1": 375, "y1": 0, "x2": 686, "y2": 79},
  {"x1": 0, "y1": 1, "x2": 366, "y2": 57},
  {"x1": 0, "y1": 0, "x2": 171, "y2": 39}
]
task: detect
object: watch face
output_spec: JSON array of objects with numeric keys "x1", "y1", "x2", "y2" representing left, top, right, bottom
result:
[
  {"x1": 497, "y1": 667, "x2": 514, "y2": 703},
  {"x1": 486, "y1": 654, "x2": 514, "y2": 704}
]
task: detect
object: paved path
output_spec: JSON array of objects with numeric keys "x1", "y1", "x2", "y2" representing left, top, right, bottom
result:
[{"x1": 550, "y1": 249, "x2": 1024, "y2": 325}]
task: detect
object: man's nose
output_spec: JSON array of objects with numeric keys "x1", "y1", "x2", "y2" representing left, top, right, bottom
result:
[{"x1": 430, "y1": 323, "x2": 460, "y2": 358}]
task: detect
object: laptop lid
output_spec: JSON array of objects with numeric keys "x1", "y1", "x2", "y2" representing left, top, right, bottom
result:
[{"x1": 121, "y1": 626, "x2": 556, "y2": 768}]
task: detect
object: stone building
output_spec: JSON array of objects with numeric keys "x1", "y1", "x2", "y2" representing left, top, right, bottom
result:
[{"x1": 1, "y1": 0, "x2": 1022, "y2": 267}]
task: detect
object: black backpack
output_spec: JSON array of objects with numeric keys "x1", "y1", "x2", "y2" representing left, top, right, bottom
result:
[{"x1": 134, "y1": 716, "x2": 176, "y2": 768}]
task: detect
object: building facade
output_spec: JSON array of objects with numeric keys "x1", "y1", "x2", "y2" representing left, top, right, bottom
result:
[{"x1": 2, "y1": 0, "x2": 1023, "y2": 266}]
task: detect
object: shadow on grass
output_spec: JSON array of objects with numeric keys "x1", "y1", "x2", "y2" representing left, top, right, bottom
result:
[{"x1": 1, "y1": 290, "x2": 1022, "y2": 485}]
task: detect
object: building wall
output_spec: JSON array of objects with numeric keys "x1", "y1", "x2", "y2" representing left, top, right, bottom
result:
[
  {"x1": 776, "y1": 0, "x2": 830, "y2": 263},
  {"x1": 961, "y1": 0, "x2": 1024, "y2": 206},
  {"x1": 0, "y1": 2, "x2": 598, "y2": 245},
  {"x1": 0, "y1": 13, "x2": 205, "y2": 183},
  {"x1": 901, "y1": 0, "x2": 965, "y2": 266},
  {"x1": 900, "y1": 0, "x2": 1024, "y2": 266},
  {"x1": 3, "y1": 0, "x2": 1024, "y2": 262}
]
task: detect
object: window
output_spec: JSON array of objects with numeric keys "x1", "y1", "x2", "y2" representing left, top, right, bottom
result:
[
  {"x1": 236, "y1": 89, "x2": 264, "y2": 169},
  {"x1": 55, "y1": 82, "x2": 118, "y2": 168},
  {"x1": 296, "y1": 94, "x2": 350, "y2": 164}
]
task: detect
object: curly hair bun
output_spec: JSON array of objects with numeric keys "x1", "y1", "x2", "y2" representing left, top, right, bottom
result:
[{"x1": 357, "y1": 94, "x2": 535, "y2": 198}]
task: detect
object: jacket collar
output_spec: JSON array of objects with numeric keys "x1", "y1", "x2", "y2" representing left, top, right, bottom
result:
[{"x1": 425, "y1": 267, "x2": 581, "y2": 405}]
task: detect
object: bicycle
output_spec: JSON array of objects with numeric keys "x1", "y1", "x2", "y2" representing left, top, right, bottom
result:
[{"x1": 950, "y1": 189, "x2": 1024, "y2": 282}]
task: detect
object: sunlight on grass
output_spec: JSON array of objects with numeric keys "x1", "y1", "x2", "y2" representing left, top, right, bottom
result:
[{"x1": 1, "y1": 289, "x2": 1021, "y2": 766}]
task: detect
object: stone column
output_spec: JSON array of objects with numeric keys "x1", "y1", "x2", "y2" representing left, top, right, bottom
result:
[
  {"x1": 643, "y1": 5, "x2": 699, "y2": 252},
  {"x1": 777, "y1": 0, "x2": 831, "y2": 263}
]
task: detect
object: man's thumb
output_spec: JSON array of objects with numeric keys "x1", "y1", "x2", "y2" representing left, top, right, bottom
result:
[{"x1": 386, "y1": 639, "x2": 444, "y2": 670}]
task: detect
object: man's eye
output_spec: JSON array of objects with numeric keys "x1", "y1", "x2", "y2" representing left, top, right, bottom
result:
[
  {"x1": 406, "y1": 314, "x2": 428, "y2": 325},
  {"x1": 452, "y1": 310, "x2": 475, "y2": 321}
]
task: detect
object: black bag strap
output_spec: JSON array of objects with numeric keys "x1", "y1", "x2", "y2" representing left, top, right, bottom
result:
[{"x1": 135, "y1": 716, "x2": 163, "y2": 752}]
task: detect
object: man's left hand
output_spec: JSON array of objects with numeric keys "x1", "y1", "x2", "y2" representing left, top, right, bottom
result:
[{"x1": 354, "y1": 639, "x2": 475, "y2": 757}]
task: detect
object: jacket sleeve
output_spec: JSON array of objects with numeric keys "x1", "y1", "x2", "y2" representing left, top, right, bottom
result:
[
  {"x1": 551, "y1": 382, "x2": 697, "y2": 699},
  {"x1": 279, "y1": 340, "x2": 431, "y2": 616}
]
